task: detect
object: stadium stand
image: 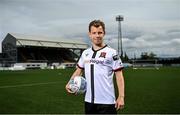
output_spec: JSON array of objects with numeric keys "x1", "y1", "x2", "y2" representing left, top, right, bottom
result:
[{"x1": 0, "y1": 33, "x2": 88, "y2": 69}]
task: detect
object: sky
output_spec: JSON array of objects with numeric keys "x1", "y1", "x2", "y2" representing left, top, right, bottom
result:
[{"x1": 0, "y1": 0, "x2": 180, "y2": 58}]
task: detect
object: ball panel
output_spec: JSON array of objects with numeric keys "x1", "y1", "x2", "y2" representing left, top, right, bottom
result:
[
  {"x1": 69, "y1": 83, "x2": 79, "y2": 93},
  {"x1": 69, "y1": 76, "x2": 86, "y2": 94}
]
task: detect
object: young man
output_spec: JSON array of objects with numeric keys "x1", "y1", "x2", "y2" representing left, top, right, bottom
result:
[{"x1": 65, "y1": 20, "x2": 125, "y2": 114}]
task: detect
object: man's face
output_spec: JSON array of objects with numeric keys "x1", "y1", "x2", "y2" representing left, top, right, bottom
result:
[{"x1": 89, "y1": 26, "x2": 105, "y2": 46}]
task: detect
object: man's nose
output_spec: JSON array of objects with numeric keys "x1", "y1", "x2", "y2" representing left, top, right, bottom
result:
[{"x1": 95, "y1": 33, "x2": 100, "y2": 37}]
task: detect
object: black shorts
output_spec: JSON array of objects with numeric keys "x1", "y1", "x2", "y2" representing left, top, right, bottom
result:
[{"x1": 85, "y1": 102, "x2": 117, "y2": 114}]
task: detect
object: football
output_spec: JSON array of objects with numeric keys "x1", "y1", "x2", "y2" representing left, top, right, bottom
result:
[{"x1": 69, "y1": 76, "x2": 86, "y2": 94}]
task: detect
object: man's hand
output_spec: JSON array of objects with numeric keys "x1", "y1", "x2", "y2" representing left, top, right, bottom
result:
[
  {"x1": 65, "y1": 68, "x2": 83, "y2": 94},
  {"x1": 65, "y1": 83, "x2": 74, "y2": 94},
  {"x1": 115, "y1": 96, "x2": 125, "y2": 110}
]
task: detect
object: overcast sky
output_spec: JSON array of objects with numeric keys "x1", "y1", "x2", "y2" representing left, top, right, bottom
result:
[{"x1": 0, "y1": 0, "x2": 180, "y2": 58}]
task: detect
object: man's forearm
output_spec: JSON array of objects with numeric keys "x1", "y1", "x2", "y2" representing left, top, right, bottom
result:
[
  {"x1": 70, "y1": 68, "x2": 83, "y2": 80},
  {"x1": 115, "y1": 71, "x2": 125, "y2": 98}
]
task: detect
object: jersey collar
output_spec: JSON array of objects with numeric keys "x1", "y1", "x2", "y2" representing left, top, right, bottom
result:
[{"x1": 92, "y1": 44, "x2": 107, "y2": 52}]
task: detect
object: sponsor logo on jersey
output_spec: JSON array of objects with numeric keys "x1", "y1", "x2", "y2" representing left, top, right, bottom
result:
[
  {"x1": 90, "y1": 59, "x2": 104, "y2": 64},
  {"x1": 84, "y1": 59, "x2": 104, "y2": 64},
  {"x1": 105, "y1": 60, "x2": 112, "y2": 64}
]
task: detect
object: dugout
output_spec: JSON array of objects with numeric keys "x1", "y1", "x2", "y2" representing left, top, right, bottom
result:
[{"x1": 1, "y1": 33, "x2": 88, "y2": 67}]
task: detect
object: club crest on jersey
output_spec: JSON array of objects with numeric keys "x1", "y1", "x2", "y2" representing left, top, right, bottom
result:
[
  {"x1": 99, "y1": 52, "x2": 106, "y2": 58},
  {"x1": 113, "y1": 55, "x2": 120, "y2": 61}
]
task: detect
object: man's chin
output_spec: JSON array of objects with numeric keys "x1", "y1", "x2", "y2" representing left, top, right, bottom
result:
[{"x1": 94, "y1": 42, "x2": 103, "y2": 46}]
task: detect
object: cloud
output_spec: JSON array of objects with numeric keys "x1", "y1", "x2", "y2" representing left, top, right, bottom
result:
[
  {"x1": 104, "y1": 19, "x2": 180, "y2": 58},
  {"x1": 0, "y1": 0, "x2": 180, "y2": 58}
]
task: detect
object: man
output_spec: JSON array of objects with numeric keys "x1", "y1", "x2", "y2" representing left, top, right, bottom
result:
[{"x1": 65, "y1": 20, "x2": 125, "y2": 114}]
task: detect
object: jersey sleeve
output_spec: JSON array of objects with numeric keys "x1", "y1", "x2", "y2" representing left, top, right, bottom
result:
[
  {"x1": 77, "y1": 52, "x2": 85, "y2": 69},
  {"x1": 112, "y1": 51, "x2": 124, "y2": 72}
]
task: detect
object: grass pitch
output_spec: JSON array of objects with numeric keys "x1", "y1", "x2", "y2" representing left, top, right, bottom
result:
[{"x1": 0, "y1": 67, "x2": 180, "y2": 114}]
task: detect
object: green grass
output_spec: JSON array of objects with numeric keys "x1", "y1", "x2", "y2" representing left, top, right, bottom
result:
[
  {"x1": 0, "y1": 67, "x2": 180, "y2": 114},
  {"x1": 121, "y1": 67, "x2": 180, "y2": 113}
]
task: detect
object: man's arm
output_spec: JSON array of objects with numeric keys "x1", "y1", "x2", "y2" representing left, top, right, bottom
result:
[
  {"x1": 65, "y1": 67, "x2": 83, "y2": 93},
  {"x1": 115, "y1": 70, "x2": 125, "y2": 110}
]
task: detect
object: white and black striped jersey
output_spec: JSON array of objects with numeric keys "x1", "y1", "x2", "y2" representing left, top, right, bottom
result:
[{"x1": 77, "y1": 45, "x2": 124, "y2": 104}]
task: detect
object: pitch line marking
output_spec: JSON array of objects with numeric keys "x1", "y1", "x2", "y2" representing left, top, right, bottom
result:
[{"x1": 0, "y1": 82, "x2": 60, "y2": 89}]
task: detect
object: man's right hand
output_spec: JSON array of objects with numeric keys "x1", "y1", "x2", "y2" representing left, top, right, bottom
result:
[{"x1": 65, "y1": 83, "x2": 74, "y2": 94}]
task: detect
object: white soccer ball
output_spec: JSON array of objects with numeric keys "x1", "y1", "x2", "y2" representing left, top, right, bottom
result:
[{"x1": 69, "y1": 76, "x2": 87, "y2": 94}]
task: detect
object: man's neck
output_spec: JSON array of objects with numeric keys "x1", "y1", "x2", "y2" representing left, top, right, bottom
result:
[{"x1": 92, "y1": 43, "x2": 106, "y2": 51}]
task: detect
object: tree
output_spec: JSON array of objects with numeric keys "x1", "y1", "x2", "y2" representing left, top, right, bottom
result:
[
  {"x1": 141, "y1": 52, "x2": 149, "y2": 59},
  {"x1": 140, "y1": 52, "x2": 157, "y2": 60},
  {"x1": 149, "y1": 52, "x2": 157, "y2": 59}
]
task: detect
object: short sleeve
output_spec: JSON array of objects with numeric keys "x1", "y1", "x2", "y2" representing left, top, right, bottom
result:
[
  {"x1": 77, "y1": 52, "x2": 85, "y2": 69},
  {"x1": 112, "y1": 52, "x2": 124, "y2": 72}
]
